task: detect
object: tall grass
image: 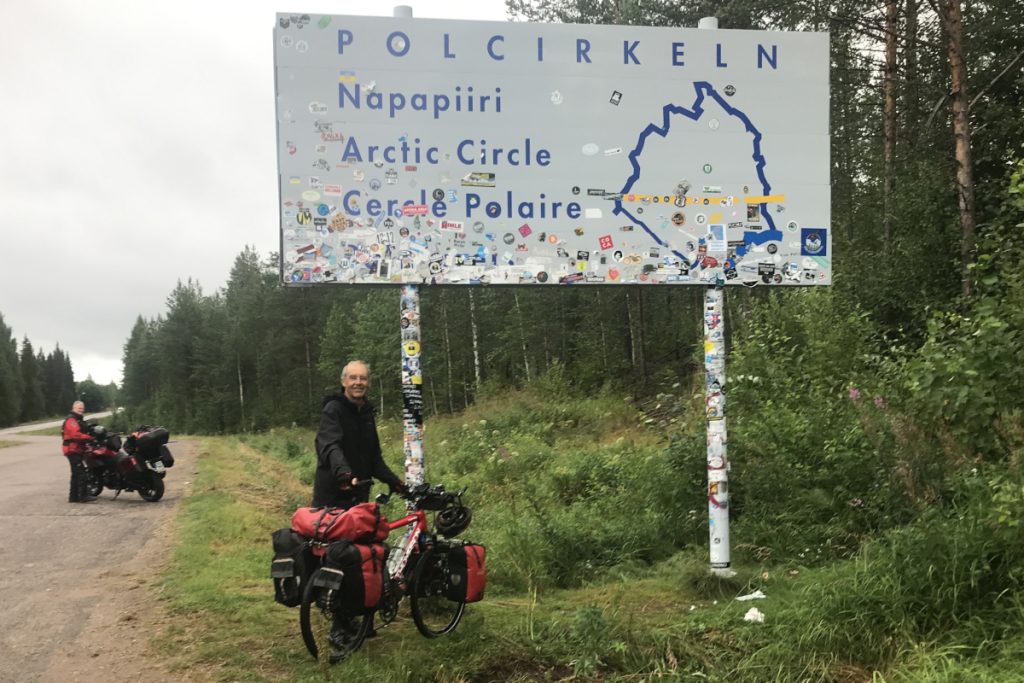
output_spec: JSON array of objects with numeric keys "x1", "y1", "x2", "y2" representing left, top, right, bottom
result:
[{"x1": 154, "y1": 388, "x2": 1024, "y2": 681}]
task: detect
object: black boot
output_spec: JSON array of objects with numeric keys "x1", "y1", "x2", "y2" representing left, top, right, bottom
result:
[
  {"x1": 67, "y1": 454, "x2": 83, "y2": 502},
  {"x1": 78, "y1": 464, "x2": 95, "y2": 501}
]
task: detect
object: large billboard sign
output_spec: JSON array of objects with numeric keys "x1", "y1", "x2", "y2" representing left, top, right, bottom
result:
[{"x1": 274, "y1": 14, "x2": 830, "y2": 286}]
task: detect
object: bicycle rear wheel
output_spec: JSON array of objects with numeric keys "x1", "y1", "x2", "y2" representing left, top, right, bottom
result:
[
  {"x1": 409, "y1": 546, "x2": 466, "y2": 638},
  {"x1": 299, "y1": 568, "x2": 370, "y2": 663}
]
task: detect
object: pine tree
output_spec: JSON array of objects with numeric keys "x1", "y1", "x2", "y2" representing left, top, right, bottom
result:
[
  {"x1": 0, "y1": 314, "x2": 21, "y2": 427},
  {"x1": 18, "y1": 337, "x2": 45, "y2": 422}
]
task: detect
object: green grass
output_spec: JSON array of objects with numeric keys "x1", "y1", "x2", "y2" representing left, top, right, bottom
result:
[
  {"x1": 0, "y1": 440, "x2": 24, "y2": 449},
  {"x1": 155, "y1": 388, "x2": 1024, "y2": 682}
]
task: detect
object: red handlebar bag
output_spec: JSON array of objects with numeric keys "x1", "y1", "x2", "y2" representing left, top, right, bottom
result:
[{"x1": 291, "y1": 503, "x2": 390, "y2": 544}]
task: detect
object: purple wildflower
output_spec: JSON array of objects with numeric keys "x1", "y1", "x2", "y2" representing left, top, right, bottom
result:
[{"x1": 848, "y1": 387, "x2": 861, "y2": 400}]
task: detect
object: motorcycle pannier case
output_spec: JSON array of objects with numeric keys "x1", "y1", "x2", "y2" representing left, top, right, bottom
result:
[
  {"x1": 271, "y1": 528, "x2": 314, "y2": 607},
  {"x1": 324, "y1": 540, "x2": 385, "y2": 611},
  {"x1": 445, "y1": 543, "x2": 486, "y2": 603},
  {"x1": 134, "y1": 427, "x2": 170, "y2": 458},
  {"x1": 290, "y1": 503, "x2": 389, "y2": 544}
]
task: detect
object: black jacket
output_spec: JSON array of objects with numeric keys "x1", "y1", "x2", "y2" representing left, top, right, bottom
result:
[{"x1": 312, "y1": 391, "x2": 402, "y2": 508}]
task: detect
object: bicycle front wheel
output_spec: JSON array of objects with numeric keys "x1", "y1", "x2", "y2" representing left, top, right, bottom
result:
[
  {"x1": 299, "y1": 568, "x2": 370, "y2": 663},
  {"x1": 409, "y1": 546, "x2": 466, "y2": 638}
]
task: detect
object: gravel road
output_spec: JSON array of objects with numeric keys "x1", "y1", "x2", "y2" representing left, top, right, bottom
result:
[{"x1": 0, "y1": 434, "x2": 197, "y2": 683}]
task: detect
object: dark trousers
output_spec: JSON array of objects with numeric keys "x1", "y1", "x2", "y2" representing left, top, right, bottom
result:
[{"x1": 66, "y1": 453, "x2": 88, "y2": 502}]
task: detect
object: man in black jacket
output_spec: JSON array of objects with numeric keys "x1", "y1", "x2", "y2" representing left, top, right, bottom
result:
[{"x1": 312, "y1": 360, "x2": 406, "y2": 508}]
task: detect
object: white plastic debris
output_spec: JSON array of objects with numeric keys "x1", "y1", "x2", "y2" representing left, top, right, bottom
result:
[
  {"x1": 743, "y1": 607, "x2": 765, "y2": 623},
  {"x1": 736, "y1": 589, "x2": 767, "y2": 602}
]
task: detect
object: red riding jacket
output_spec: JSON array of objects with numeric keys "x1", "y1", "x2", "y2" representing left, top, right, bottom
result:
[{"x1": 61, "y1": 413, "x2": 94, "y2": 456}]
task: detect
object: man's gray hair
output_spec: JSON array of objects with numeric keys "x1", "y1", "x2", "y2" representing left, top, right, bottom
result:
[{"x1": 341, "y1": 360, "x2": 371, "y2": 382}]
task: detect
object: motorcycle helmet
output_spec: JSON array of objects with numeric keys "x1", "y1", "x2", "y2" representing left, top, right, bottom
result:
[{"x1": 435, "y1": 505, "x2": 472, "y2": 538}]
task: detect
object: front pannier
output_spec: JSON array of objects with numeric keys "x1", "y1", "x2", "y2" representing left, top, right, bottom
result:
[
  {"x1": 271, "y1": 528, "x2": 314, "y2": 607},
  {"x1": 324, "y1": 540, "x2": 386, "y2": 611},
  {"x1": 445, "y1": 543, "x2": 486, "y2": 603}
]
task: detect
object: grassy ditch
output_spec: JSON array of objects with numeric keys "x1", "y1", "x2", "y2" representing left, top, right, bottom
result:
[
  {"x1": 158, "y1": 435, "x2": 769, "y2": 681},
  {"x1": 157, "y1": 389, "x2": 1024, "y2": 681}
]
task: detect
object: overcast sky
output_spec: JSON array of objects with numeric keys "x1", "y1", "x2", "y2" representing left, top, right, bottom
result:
[{"x1": 0, "y1": 0, "x2": 510, "y2": 386}]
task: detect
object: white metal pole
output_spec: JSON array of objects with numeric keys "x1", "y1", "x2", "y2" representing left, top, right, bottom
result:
[
  {"x1": 400, "y1": 284, "x2": 425, "y2": 488},
  {"x1": 699, "y1": 14, "x2": 731, "y2": 575},
  {"x1": 704, "y1": 288, "x2": 730, "y2": 572},
  {"x1": 394, "y1": 6, "x2": 424, "y2": 491}
]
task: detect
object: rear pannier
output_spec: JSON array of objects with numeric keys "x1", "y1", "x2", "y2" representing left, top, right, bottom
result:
[
  {"x1": 132, "y1": 427, "x2": 170, "y2": 458},
  {"x1": 270, "y1": 528, "x2": 314, "y2": 607},
  {"x1": 324, "y1": 540, "x2": 386, "y2": 611},
  {"x1": 445, "y1": 543, "x2": 486, "y2": 603}
]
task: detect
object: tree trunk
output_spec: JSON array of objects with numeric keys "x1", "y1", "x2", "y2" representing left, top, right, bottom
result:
[
  {"x1": 305, "y1": 338, "x2": 313, "y2": 412},
  {"x1": 236, "y1": 352, "x2": 245, "y2": 429},
  {"x1": 626, "y1": 291, "x2": 637, "y2": 368},
  {"x1": 636, "y1": 289, "x2": 647, "y2": 386},
  {"x1": 301, "y1": 290, "x2": 314, "y2": 421},
  {"x1": 938, "y1": 0, "x2": 976, "y2": 297},
  {"x1": 883, "y1": 0, "x2": 898, "y2": 241},
  {"x1": 596, "y1": 289, "x2": 609, "y2": 371},
  {"x1": 468, "y1": 289, "x2": 482, "y2": 392},
  {"x1": 441, "y1": 290, "x2": 454, "y2": 412},
  {"x1": 558, "y1": 290, "x2": 567, "y2": 365},
  {"x1": 904, "y1": 0, "x2": 920, "y2": 139},
  {"x1": 513, "y1": 292, "x2": 531, "y2": 383}
]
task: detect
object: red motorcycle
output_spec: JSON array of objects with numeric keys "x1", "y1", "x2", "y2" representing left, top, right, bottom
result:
[{"x1": 84, "y1": 425, "x2": 174, "y2": 502}]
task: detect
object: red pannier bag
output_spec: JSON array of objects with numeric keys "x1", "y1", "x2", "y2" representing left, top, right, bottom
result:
[
  {"x1": 323, "y1": 541, "x2": 386, "y2": 611},
  {"x1": 445, "y1": 543, "x2": 486, "y2": 603},
  {"x1": 291, "y1": 502, "x2": 390, "y2": 544}
]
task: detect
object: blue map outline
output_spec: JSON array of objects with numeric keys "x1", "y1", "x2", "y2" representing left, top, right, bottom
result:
[{"x1": 612, "y1": 81, "x2": 783, "y2": 266}]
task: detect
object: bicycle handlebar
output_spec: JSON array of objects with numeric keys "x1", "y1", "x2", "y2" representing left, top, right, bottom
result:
[{"x1": 370, "y1": 481, "x2": 468, "y2": 510}]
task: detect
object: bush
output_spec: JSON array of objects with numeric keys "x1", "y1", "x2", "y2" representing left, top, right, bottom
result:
[{"x1": 734, "y1": 462, "x2": 1024, "y2": 677}]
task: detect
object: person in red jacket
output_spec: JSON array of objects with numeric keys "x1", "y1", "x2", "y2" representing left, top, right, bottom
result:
[{"x1": 62, "y1": 400, "x2": 95, "y2": 503}]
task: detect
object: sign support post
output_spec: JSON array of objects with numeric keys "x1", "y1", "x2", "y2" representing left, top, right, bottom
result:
[
  {"x1": 400, "y1": 284, "x2": 425, "y2": 489},
  {"x1": 698, "y1": 16, "x2": 731, "y2": 576},
  {"x1": 393, "y1": 7, "x2": 424, "y2": 493},
  {"x1": 704, "y1": 285, "x2": 730, "y2": 573}
]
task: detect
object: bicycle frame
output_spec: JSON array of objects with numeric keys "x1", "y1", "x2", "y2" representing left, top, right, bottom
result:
[{"x1": 385, "y1": 508, "x2": 429, "y2": 587}]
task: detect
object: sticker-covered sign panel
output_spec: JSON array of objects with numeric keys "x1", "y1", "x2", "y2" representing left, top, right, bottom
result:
[{"x1": 275, "y1": 14, "x2": 830, "y2": 285}]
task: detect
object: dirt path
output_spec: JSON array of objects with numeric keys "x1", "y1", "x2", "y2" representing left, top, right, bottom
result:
[{"x1": 0, "y1": 435, "x2": 200, "y2": 683}]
